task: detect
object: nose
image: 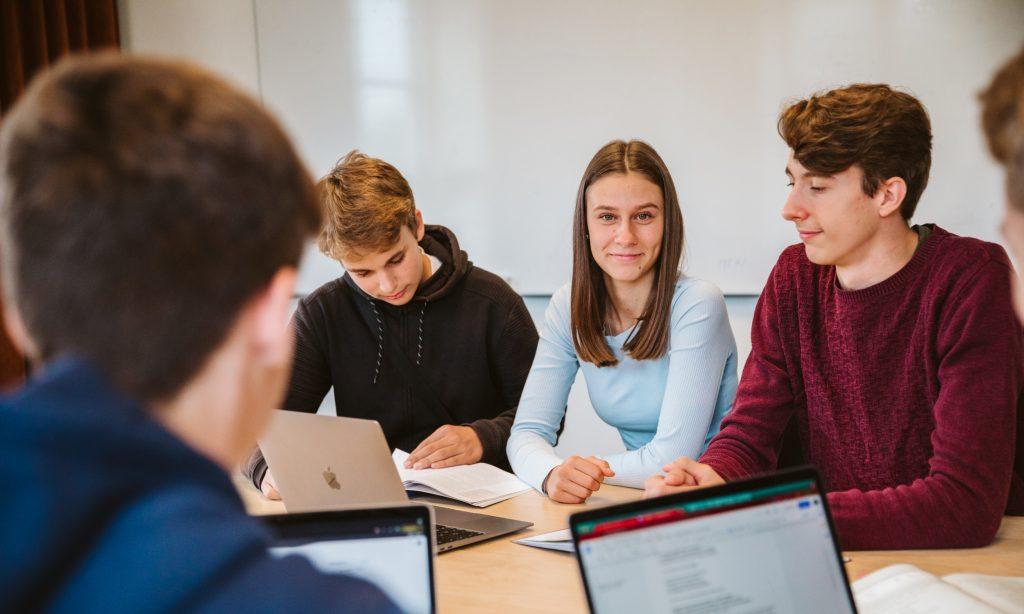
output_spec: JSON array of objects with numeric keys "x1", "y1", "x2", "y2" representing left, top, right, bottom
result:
[
  {"x1": 378, "y1": 272, "x2": 397, "y2": 294},
  {"x1": 781, "y1": 189, "x2": 807, "y2": 222},
  {"x1": 615, "y1": 220, "x2": 637, "y2": 245}
]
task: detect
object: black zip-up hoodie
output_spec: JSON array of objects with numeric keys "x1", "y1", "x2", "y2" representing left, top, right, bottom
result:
[{"x1": 246, "y1": 225, "x2": 538, "y2": 486}]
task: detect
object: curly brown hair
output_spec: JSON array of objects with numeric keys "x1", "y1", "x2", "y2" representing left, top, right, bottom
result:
[
  {"x1": 778, "y1": 83, "x2": 932, "y2": 220},
  {"x1": 317, "y1": 151, "x2": 417, "y2": 260},
  {"x1": 980, "y1": 45, "x2": 1024, "y2": 212}
]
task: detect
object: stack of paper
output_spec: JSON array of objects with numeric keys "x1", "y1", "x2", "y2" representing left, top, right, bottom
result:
[
  {"x1": 853, "y1": 564, "x2": 1024, "y2": 613},
  {"x1": 391, "y1": 449, "x2": 531, "y2": 507}
]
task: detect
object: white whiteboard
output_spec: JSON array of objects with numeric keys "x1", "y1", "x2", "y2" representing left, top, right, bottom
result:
[{"x1": 248, "y1": 0, "x2": 1023, "y2": 295}]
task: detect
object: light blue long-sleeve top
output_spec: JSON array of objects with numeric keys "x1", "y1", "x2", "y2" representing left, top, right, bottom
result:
[{"x1": 507, "y1": 277, "x2": 738, "y2": 490}]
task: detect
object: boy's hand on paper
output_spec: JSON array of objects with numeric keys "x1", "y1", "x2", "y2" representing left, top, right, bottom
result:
[
  {"x1": 543, "y1": 456, "x2": 615, "y2": 504},
  {"x1": 260, "y1": 469, "x2": 281, "y2": 500},
  {"x1": 405, "y1": 425, "x2": 483, "y2": 469},
  {"x1": 643, "y1": 457, "x2": 723, "y2": 499}
]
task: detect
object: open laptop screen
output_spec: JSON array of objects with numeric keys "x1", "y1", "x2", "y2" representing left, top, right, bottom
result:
[
  {"x1": 263, "y1": 506, "x2": 435, "y2": 614},
  {"x1": 570, "y1": 467, "x2": 856, "y2": 614}
]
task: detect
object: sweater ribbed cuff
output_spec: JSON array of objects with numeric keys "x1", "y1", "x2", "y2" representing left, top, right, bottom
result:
[{"x1": 697, "y1": 450, "x2": 746, "y2": 482}]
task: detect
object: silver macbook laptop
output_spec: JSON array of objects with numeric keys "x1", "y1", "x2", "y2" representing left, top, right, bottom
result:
[
  {"x1": 264, "y1": 504, "x2": 435, "y2": 613},
  {"x1": 258, "y1": 410, "x2": 532, "y2": 552},
  {"x1": 569, "y1": 466, "x2": 857, "y2": 614}
]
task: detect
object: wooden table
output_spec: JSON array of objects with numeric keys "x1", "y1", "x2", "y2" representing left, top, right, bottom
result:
[{"x1": 236, "y1": 478, "x2": 1024, "y2": 612}]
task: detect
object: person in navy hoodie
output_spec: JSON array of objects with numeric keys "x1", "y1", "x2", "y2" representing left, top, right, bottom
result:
[{"x1": 0, "y1": 54, "x2": 399, "y2": 612}]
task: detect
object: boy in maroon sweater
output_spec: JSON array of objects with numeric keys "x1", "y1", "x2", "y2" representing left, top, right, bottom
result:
[{"x1": 645, "y1": 84, "x2": 1024, "y2": 550}]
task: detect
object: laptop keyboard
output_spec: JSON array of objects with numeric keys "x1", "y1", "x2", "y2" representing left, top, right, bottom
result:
[{"x1": 436, "y1": 524, "x2": 483, "y2": 545}]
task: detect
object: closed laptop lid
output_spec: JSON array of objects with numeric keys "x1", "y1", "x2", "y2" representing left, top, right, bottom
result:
[
  {"x1": 258, "y1": 411, "x2": 409, "y2": 511},
  {"x1": 569, "y1": 466, "x2": 857, "y2": 614},
  {"x1": 263, "y1": 504, "x2": 435, "y2": 614}
]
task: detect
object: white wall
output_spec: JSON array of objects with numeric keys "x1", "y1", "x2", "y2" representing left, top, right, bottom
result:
[
  {"x1": 121, "y1": 0, "x2": 1024, "y2": 296},
  {"x1": 255, "y1": 0, "x2": 1021, "y2": 295},
  {"x1": 118, "y1": 0, "x2": 261, "y2": 96}
]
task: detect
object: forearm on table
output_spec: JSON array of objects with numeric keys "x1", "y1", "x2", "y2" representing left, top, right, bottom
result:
[
  {"x1": 828, "y1": 471, "x2": 1010, "y2": 550},
  {"x1": 507, "y1": 427, "x2": 563, "y2": 492}
]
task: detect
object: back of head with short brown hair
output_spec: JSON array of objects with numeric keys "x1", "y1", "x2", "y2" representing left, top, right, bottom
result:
[
  {"x1": 317, "y1": 151, "x2": 417, "y2": 260},
  {"x1": 778, "y1": 83, "x2": 933, "y2": 220},
  {"x1": 980, "y1": 45, "x2": 1024, "y2": 212},
  {"x1": 0, "y1": 54, "x2": 320, "y2": 403}
]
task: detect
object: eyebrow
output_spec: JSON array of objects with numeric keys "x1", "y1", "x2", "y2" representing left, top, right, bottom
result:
[
  {"x1": 785, "y1": 166, "x2": 835, "y2": 180},
  {"x1": 591, "y1": 203, "x2": 662, "y2": 213},
  {"x1": 348, "y1": 247, "x2": 406, "y2": 274}
]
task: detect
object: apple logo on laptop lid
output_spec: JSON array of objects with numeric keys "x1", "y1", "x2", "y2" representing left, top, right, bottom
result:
[{"x1": 322, "y1": 466, "x2": 341, "y2": 490}]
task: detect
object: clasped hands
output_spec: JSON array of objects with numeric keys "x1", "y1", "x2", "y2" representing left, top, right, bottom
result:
[{"x1": 643, "y1": 457, "x2": 725, "y2": 498}]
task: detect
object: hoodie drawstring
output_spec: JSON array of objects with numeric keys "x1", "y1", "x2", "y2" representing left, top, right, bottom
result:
[
  {"x1": 368, "y1": 298, "x2": 384, "y2": 385},
  {"x1": 367, "y1": 298, "x2": 428, "y2": 383},
  {"x1": 416, "y1": 301, "x2": 427, "y2": 365}
]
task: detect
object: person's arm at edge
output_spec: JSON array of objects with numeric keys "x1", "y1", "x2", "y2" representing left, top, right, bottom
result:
[
  {"x1": 826, "y1": 257, "x2": 1020, "y2": 550},
  {"x1": 243, "y1": 298, "x2": 333, "y2": 489},
  {"x1": 506, "y1": 287, "x2": 579, "y2": 491},
  {"x1": 467, "y1": 292, "x2": 540, "y2": 468},
  {"x1": 600, "y1": 281, "x2": 737, "y2": 487}
]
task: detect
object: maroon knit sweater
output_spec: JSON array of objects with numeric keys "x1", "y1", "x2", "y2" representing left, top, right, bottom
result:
[{"x1": 701, "y1": 226, "x2": 1024, "y2": 550}]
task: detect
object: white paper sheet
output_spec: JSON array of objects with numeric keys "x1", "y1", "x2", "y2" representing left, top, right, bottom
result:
[{"x1": 514, "y1": 529, "x2": 575, "y2": 552}]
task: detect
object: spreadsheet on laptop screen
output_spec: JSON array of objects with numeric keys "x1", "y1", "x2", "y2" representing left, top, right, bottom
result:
[{"x1": 574, "y1": 479, "x2": 855, "y2": 614}]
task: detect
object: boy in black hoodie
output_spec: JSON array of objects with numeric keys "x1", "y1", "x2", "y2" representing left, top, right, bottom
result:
[
  {"x1": 0, "y1": 56, "x2": 397, "y2": 611},
  {"x1": 248, "y1": 151, "x2": 539, "y2": 498}
]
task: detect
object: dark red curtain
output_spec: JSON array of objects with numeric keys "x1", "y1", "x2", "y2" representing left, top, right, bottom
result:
[
  {"x1": 1, "y1": 0, "x2": 120, "y2": 113},
  {"x1": 0, "y1": 0, "x2": 119, "y2": 389}
]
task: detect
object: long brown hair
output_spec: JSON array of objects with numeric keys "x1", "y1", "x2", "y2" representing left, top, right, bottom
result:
[{"x1": 571, "y1": 140, "x2": 684, "y2": 367}]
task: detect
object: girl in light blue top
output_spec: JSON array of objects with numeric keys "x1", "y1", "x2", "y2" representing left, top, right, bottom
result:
[{"x1": 507, "y1": 140, "x2": 738, "y2": 502}]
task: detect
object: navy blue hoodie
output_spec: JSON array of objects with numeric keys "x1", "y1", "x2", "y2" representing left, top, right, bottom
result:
[{"x1": 0, "y1": 358, "x2": 400, "y2": 613}]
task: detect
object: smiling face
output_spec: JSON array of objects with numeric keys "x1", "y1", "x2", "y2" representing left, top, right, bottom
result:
[
  {"x1": 340, "y1": 213, "x2": 427, "y2": 306},
  {"x1": 585, "y1": 172, "x2": 665, "y2": 289},
  {"x1": 782, "y1": 153, "x2": 887, "y2": 268}
]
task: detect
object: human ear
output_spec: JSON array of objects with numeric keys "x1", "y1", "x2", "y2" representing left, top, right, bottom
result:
[
  {"x1": 250, "y1": 267, "x2": 297, "y2": 366},
  {"x1": 414, "y1": 209, "x2": 426, "y2": 242},
  {"x1": 2, "y1": 301, "x2": 36, "y2": 362},
  {"x1": 876, "y1": 177, "x2": 908, "y2": 219}
]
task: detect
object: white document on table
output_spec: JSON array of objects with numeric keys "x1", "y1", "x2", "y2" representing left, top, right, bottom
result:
[
  {"x1": 392, "y1": 449, "x2": 531, "y2": 507},
  {"x1": 852, "y1": 563, "x2": 1024, "y2": 613},
  {"x1": 514, "y1": 528, "x2": 575, "y2": 553}
]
